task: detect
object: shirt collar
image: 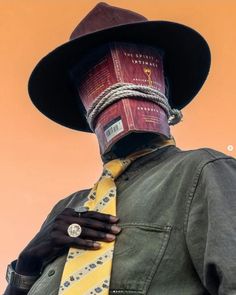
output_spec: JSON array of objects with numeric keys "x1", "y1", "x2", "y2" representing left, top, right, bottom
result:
[{"x1": 101, "y1": 135, "x2": 177, "y2": 164}]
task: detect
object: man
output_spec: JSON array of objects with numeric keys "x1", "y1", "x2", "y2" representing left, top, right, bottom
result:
[{"x1": 4, "y1": 2, "x2": 236, "y2": 295}]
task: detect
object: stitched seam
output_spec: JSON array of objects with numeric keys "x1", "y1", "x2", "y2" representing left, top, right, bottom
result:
[
  {"x1": 65, "y1": 188, "x2": 91, "y2": 208},
  {"x1": 113, "y1": 224, "x2": 172, "y2": 292},
  {"x1": 120, "y1": 223, "x2": 171, "y2": 232},
  {"x1": 116, "y1": 146, "x2": 179, "y2": 177},
  {"x1": 199, "y1": 148, "x2": 235, "y2": 160},
  {"x1": 183, "y1": 156, "x2": 233, "y2": 235},
  {"x1": 144, "y1": 227, "x2": 172, "y2": 293},
  {"x1": 117, "y1": 148, "x2": 181, "y2": 190},
  {"x1": 110, "y1": 290, "x2": 143, "y2": 294}
]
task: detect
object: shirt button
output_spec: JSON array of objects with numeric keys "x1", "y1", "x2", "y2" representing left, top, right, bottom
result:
[
  {"x1": 123, "y1": 175, "x2": 129, "y2": 181},
  {"x1": 48, "y1": 269, "x2": 55, "y2": 277}
]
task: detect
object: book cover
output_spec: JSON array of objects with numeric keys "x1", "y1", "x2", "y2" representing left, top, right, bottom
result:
[{"x1": 76, "y1": 42, "x2": 170, "y2": 154}]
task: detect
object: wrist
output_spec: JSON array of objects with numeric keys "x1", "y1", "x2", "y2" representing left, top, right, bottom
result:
[
  {"x1": 6, "y1": 260, "x2": 40, "y2": 291},
  {"x1": 16, "y1": 253, "x2": 43, "y2": 276}
]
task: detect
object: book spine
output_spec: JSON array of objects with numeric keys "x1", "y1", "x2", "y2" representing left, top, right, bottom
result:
[{"x1": 110, "y1": 42, "x2": 123, "y2": 83}]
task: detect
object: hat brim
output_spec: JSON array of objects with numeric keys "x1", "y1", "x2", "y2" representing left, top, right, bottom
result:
[{"x1": 28, "y1": 20, "x2": 211, "y2": 132}]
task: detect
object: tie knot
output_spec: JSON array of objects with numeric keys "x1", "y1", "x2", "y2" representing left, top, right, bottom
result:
[
  {"x1": 102, "y1": 158, "x2": 132, "y2": 179},
  {"x1": 101, "y1": 142, "x2": 175, "y2": 180}
]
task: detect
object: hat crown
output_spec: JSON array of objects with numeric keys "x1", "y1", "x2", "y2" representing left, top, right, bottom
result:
[{"x1": 70, "y1": 2, "x2": 147, "y2": 40}]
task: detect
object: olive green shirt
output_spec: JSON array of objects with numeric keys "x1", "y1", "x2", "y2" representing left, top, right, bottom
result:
[{"x1": 26, "y1": 145, "x2": 236, "y2": 295}]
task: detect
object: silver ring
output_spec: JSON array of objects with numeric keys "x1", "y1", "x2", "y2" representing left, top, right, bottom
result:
[
  {"x1": 74, "y1": 206, "x2": 89, "y2": 217},
  {"x1": 67, "y1": 223, "x2": 82, "y2": 238}
]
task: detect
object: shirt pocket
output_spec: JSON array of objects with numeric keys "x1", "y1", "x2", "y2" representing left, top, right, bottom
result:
[{"x1": 110, "y1": 223, "x2": 171, "y2": 295}]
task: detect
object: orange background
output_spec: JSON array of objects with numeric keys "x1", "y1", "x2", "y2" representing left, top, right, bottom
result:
[{"x1": 1, "y1": 0, "x2": 236, "y2": 291}]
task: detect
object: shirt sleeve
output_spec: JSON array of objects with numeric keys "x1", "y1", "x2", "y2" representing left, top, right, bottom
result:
[{"x1": 186, "y1": 157, "x2": 236, "y2": 295}]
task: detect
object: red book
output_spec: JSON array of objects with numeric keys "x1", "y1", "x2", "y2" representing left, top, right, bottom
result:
[{"x1": 75, "y1": 42, "x2": 170, "y2": 154}]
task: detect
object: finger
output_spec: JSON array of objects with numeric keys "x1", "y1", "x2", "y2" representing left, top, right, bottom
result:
[
  {"x1": 81, "y1": 211, "x2": 119, "y2": 223},
  {"x1": 80, "y1": 227, "x2": 116, "y2": 242},
  {"x1": 60, "y1": 216, "x2": 121, "y2": 234},
  {"x1": 71, "y1": 238, "x2": 101, "y2": 250},
  {"x1": 56, "y1": 209, "x2": 118, "y2": 223},
  {"x1": 52, "y1": 231, "x2": 101, "y2": 250},
  {"x1": 55, "y1": 223, "x2": 117, "y2": 242}
]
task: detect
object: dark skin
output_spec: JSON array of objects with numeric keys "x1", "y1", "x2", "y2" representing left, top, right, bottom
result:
[
  {"x1": 4, "y1": 209, "x2": 121, "y2": 295},
  {"x1": 4, "y1": 132, "x2": 164, "y2": 295}
]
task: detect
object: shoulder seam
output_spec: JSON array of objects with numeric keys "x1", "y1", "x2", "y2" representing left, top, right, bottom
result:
[{"x1": 198, "y1": 148, "x2": 235, "y2": 160}]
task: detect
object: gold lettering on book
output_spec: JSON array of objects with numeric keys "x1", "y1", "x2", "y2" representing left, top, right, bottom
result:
[
  {"x1": 124, "y1": 51, "x2": 160, "y2": 63},
  {"x1": 131, "y1": 59, "x2": 158, "y2": 67},
  {"x1": 143, "y1": 67, "x2": 153, "y2": 87}
]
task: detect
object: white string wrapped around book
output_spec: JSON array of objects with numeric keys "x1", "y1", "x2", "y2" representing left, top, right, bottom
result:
[{"x1": 86, "y1": 82, "x2": 183, "y2": 131}]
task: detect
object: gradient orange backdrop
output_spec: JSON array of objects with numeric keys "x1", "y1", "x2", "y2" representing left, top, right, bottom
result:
[{"x1": 1, "y1": 0, "x2": 236, "y2": 291}]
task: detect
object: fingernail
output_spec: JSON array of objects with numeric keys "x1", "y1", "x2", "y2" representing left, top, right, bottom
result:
[
  {"x1": 111, "y1": 225, "x2": 122, "y2": 234},
  {"x1": 94, "y1": 242, "x2": 101, "y2": 248},
  {"x1": 110, "y1": 216, "x2": 119, "y2": 222},
  {"x1": 106, "y1": 234, "x2": 116, "y2": 241}
]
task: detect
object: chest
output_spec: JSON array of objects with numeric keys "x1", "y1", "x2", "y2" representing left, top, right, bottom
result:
[{"x1": 109, "y1": 168, "x2": 190, "y2": 294}]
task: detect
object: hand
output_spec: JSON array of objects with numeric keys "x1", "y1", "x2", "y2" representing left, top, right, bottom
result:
[{"x1": 16, "y1": 208, "x2": 121, "y2": 275}]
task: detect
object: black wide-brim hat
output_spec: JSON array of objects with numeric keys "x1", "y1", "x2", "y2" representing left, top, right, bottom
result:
[{"x1": 28, "y1": 2, "x2": 211, "y2": 133}]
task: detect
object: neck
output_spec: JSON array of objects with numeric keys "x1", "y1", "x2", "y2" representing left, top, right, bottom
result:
[{"x1": 101, "y1": 133, "x2": 175, "y2": 162}]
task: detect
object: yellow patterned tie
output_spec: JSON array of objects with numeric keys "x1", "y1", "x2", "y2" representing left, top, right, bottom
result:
[{"x1": 58, "y1": 139, "x2": 175, "y2": 295}]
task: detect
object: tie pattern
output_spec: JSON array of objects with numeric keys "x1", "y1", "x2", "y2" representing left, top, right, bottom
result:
[{"x1": 58, "y1": 139, "x2": 175, "y2": 295}]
